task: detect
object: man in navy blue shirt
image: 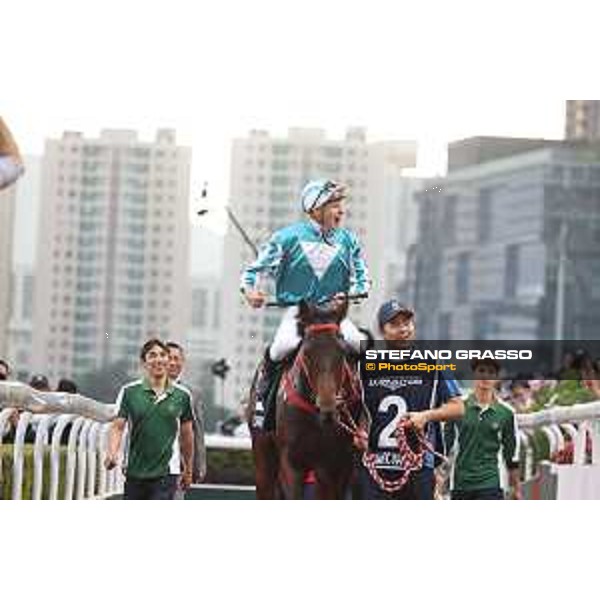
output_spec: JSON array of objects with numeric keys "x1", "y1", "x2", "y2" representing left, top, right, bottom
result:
[{"x1": 358, "y1": 300, "x2": 464, "y2": 500}]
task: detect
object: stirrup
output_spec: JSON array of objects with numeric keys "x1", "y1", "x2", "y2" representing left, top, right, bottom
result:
[{"x1": 250, "y1": 354, "x2": 278, "y2": 432}]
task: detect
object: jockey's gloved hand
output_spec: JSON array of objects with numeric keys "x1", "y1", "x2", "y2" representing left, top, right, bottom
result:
[{"x1": 244, "y1": 289, "x2": 267, "y2": 308}]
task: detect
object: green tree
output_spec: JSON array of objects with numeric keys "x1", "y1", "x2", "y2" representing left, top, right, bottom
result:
[{"x1": 530, "y1": 379, "x2": 596, "y2": 412}]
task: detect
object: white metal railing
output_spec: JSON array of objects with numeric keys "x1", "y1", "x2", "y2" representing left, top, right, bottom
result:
[
  {"x1": 1, "y1": 382, "x2": 122, "y2": 500},
  {"x1": 516, "y1": 401, "x2": 600, "y2": 498},
  {"x1": 204, "y1": 433, "x2": 251, "y2": 450},
  {"x1": 1, "y1": 381, "x2": 251, "y2": 500},
  {"x1": 517, "y1": 400, "x2": 600, "y2": 467},
  {"x1": 517, "y1": 401, "x2": 600, "y2": 429},
  {"x1": 0, "y1": 381, "x2": 115, "y2": 420}
]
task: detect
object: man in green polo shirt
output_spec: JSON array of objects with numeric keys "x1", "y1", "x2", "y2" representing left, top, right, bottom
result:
[
  {"x1": 105, "y1": 338, "x2": 195, "y2": 500},
  {"x1": 444, "y1": 358, "x2": 521, "y2": 500}
]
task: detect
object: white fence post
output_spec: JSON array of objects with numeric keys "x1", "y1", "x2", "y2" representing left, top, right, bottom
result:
[
  {"x1": 98, "y1": 423, "x2": 110, "y2": 498},
  {"x1": 574, "y1": 421, "x2": 589, "y2": 465},
  {"x1": 560, "y1": 423, "x2": 578, "y2": 446},
  {"x1": 0, "y1": 408, "x2": 15, "y2": 499},
  {"x1": 49, "y1": 414, "x2": 75, "y2": 500},
  {"x1": 518, "y1": 430, "x2": 535, "y2": 481},
  {"x1": 32, "y1": 415, "x2": 54, "y2": 500},
  {"x1": 65, "y1": 417, "x2": 86, "y2": 500},
  {"x1": 76, "y1": 420, "x2": 93, "y2": 500},
  {"x1": 590, "y1": 421, "x2": 600, "y2": 466},
  {"x1": 549, "y1": 425, "x2": 565, "y2": 453},
  {"x1": 12, "y1": 412, "x2": 33, "y2": 500},
  {"x1": 87, "y1": 422, "x2": 101, "y2": 499}
]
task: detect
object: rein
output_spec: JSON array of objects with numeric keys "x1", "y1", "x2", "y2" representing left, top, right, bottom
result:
[
  {"x1": 305, "y1": 323, "x2": 340, "y2": 335},
  {"x1": 283, "y1": 348, "x2": 360, "y2": 415}
]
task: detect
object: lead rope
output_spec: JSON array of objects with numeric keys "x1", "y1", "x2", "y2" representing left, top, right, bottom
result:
[{"x1": 337, "y1": 406, "x2": 447, "y2": 494}]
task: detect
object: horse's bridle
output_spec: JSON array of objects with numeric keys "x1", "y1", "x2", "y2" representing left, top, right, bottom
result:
[
  {"x1": 304, "y1": 323, "x2": 340, "y2": 336},
  {"x1": 283, "y1": 325, "x2": 361, "y2": 416}
]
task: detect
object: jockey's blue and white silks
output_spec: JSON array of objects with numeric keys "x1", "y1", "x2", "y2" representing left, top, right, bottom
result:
[
  {"x1": 0, "y1": 156, "x2": 23, "y2": 191},
  {"x1": 241, "y1": 219, "x2": 371, "y2": 305}
]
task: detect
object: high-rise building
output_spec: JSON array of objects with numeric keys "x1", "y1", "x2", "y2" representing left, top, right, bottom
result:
[
  {"x1": 0, "y1": 184, "x2": 16, "y2": 358},
  {"x1": 565, "y1": 101, "x2": 600, "y2": 142},
  {"x1": 186, "y1": 275, "x2": 221, "y2": 373},
  {"x1": 11, "y1": 156, "x2": 42, "y2": 270},
  {"x1": 5, "y1": 156, "x2": 40, "y2": 377},
  {"x1": 448, "y1": 136, "x2": 558, "y2": 172},
  {"x1": 410, "y1": 139, "x2": 600, "y2": 341},
  {"x1": 32, "y1": 129, "x2": 191, "y2": 381},
  {"x1": 371, "y1": 172, "x2": 423, "y2": 309},
  {"x1": 7, "y1": 265, "x2": 34, "y2": 379},
  {"x1": 220, "y1": 127, "x2": 416, "y2": 407}
]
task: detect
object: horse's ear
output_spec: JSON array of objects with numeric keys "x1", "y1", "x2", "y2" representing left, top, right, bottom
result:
[
  {"x1": 334, "y1": 297, "x2": 349, "y2": 323},
  {"x1": 297, "y1": 299, "x2": 310, "y2": 337},
  {"x1": 298, "y1": 299, "x2": 310, "y2": 321}
]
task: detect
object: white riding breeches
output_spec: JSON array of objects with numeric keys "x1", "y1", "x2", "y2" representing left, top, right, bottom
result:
[{"x1": 268, "y1": 306, "x2": 366, "y2": 362}]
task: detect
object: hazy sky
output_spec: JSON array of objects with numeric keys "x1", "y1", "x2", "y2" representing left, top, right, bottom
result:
[{"x1": 4, "y1": 0, "x2": 597, "y2": 235}]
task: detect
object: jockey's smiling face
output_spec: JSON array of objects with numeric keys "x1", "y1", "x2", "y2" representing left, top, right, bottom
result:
[{"x1": 311, "y1": 198, "x2": 345, "y2": 231}]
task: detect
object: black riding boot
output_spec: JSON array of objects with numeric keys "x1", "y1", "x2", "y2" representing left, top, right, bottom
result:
[{"x1": 251, "y1": 348, "x2": 282, "y2": 432}]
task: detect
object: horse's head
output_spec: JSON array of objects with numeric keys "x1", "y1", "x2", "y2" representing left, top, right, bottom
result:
[
  {"x1": 297, "y1": 297, "x2": 348, "y2": 331},
  {"x1": 297, "y1": 299, "x2": 349, "y2": 417}
]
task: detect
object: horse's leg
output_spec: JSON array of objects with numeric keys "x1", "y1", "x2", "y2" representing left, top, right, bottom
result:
[
  {"x1": 291, "y1": 469, "x2": 305, "y2": 500},
  {"x1": 315, "y1": 423, "x2": 356, "y2": 499},
  {"x1": 274, "y1": 446, "x2": 304, "y2": 499},
  {"x1": 315, "y1": 472, "x2": 336, "y2": 500},
  {"x1": 247, "y1": 367, "x2": 277, "y2": 499},
  {"x1": 251, "y1": 431, "x2": 279, "y2": 499},
  {"x1": 274, "y1": 393, "x2": 300, "y2": 500},
  {"x1": 316, "y1": 464, "x2": 353, "y2": 499},
  {"x1": 337, "y1": 453, "x2": 356, "y2": 499},
  {"x1": 281, "y1": 404, "x2": 320, "y2": 500},
  {"x1": 314, "y1": 460, "x2": 352, "y2": 500}
]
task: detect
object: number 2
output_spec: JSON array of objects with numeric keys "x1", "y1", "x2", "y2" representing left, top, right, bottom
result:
[{"x1": 378, "y1": 395, "x2": 407, "y2": 449}]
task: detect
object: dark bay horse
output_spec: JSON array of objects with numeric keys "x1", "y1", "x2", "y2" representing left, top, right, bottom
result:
[{"x1": 247, "y1": 298, "x2": 362, "y2": 499}]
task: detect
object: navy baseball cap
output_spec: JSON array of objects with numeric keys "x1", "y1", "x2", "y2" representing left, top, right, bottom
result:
[{"x1": 377, "y1": 300, "x2": 414, "y2": 329}]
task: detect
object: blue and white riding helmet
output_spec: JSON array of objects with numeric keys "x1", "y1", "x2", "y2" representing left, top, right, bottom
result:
[{"x1": 300, "y1": 179, "x2": 347, "y2": 213}]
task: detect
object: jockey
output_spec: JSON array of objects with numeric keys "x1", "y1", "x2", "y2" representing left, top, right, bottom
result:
[
  {"x1": 241, "y1": 178, "x2": 371, "y2": 430},
  {"x1": 0, "y1": 118, "x2": 24, "y2": 192}
]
